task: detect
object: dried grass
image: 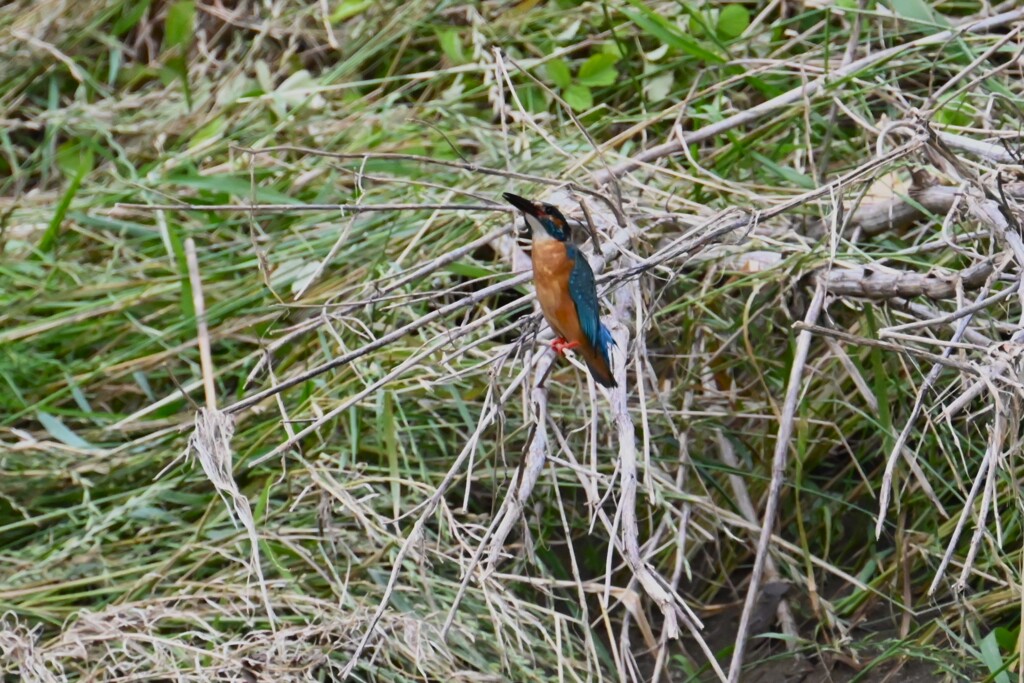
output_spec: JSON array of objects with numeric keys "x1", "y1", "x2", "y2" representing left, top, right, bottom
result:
[{"x1": 3, "y1": 2, "x2": 1024, "y2": 682}]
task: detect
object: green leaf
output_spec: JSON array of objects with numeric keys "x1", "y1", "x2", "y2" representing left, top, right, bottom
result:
[
  {"x1": 545, "y1": 58, "x2": 572, "y2": 89},
  {"x1": 162, "y1": 55, "x2": 192, "y2": 109},
  {"x1": 113, "y1": 0, "x2": 152, "y2": 36},
  {"x1": 254, "y1": 60, "x2": 274, "y2": 94},
  {"x1": 717, "y1": 5, "x2": 750, "y2": 39},
  {"x1": 37, "y1": 411, "x2": 94, "y2": 449},
  {"x1": 980, "y1": 630, "x2": 1011, "y2": 683},
  {"x1": 516, "y1": 85, "x2": 547, "y2": 113},
  {"x1": 935, "y1": 97, "x2": 973, "y2": 127},
  {"x1": 993, "y1": 626, "x2": 1018, "y2": 653},
  {"x1": 889, "y1": 0, "x2": 947, "y2": 26},
  {"x1": 751, "y1": 152, "x2": 815, "y2": 189},
  {"x1": 445, "y1": 262, "x2": 495, "y2": 279},
  {"x1": 436, "y1": 28, "x2": 465, "y2": 64},
  {"x1": 40, "y1": 142, "x2": 93, "y2": 253},
  {"x1": 38, "y1": 182, "x2": 77, "y2": 254},
  {"x1": 254, "y1": 476, "x2": 273, "y2": 522},
  {"x1": 127, "y1": 505, "x2": 177, "y2": 523},
  {"x1": 601, "y1": 41, "x2": 624, "y2": 58},
  {"x1": 259, "y1": 538, "x2": 295, "y2": 582},
  {"x1": 564, "y1": 84, "x2": 593, "y2": 111},
  {"x1": 270, "y1": 69, "x2": 323, "y2": 116},
  {"x1": 215, "y1": 72, "x2": 256, "y2": 106},
  {"x1": 162, "y1": 0, "x2": 194, "y2": 109},
  {"x1": 168, "y1": 174, "x2": 299, "y2": 204},
  {"x1": 377, "y1": 391, "x2": 400, "y2": 520},
  {"x1": 621, "y1": 3, "x2": 725, "y2": 65},
  {"x1": 577, "y1": 53, "x2": 619, "y2": 87},
  {"x1": 56, "y1": 141, "x2": 94, "y2": 179},
  {"x1": 330, "y1": 0, "x2": 373, "y2": 22},
  {"x1": 189, "y1": 115, "x2": 226, "y2": 149},
  {"x1": 160, "y1": 217, "x2": 193, "y2": 321},
  {"x1": 163, "y1": 0, "x2": 195, "y2": 52}
]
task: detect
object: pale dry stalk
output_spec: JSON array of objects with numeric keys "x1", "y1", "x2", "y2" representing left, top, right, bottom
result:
[{"x1": 727, "y1": 282, "x2": 826, "y2": 682}]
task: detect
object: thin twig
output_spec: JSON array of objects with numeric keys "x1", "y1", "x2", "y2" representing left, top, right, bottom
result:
[
  {"x1": 340, "y1": 370, "x2": 530, "y2": 678},
  {"x1": 592, "y1": 8, "x2": 1024, "y2": 183},
  {"x1": 793, "y1": 323, "x2": 990, "y2": 377},
  {"x1": 185, "y1": 239, "x2": 217, "y2": 410},
  {"x1": 229, "y1": 271, "x2": 531, "y2": 416},
  {"x1": 727, "y1": 282, "x2": 826, "y2": 682},
  {"x1": 715, "y1": 430, "x2": 800, "y2": 647},
  {"x1": 874, "y1": 288, "x2": 985, "y2": 538},
  {"x1": 114, "y1": 202, "x2": 509, "y2": 213},
  {"x1": 235, "y1": 145, "x2": 614, "y2": 199}
]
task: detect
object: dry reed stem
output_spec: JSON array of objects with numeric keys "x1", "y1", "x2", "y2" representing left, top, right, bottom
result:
[
  {"x1": 182, "y1": 239, "x2": 276, "y2": 630},
  {"x1": 903, "y1": 164, "x2": 1024, "y2": 596},
  {"x1": 727, "y1": 282, "x2": 826, "y2": 682},
  {"x1": 955, "y1": 402, "x2": 1010, "y2": 591},
  {"x1": 483, "y1": 352, "x2": 557, "y2": 569},
  {"x1": 715, "y1": 430, "x2": 800, "y2": 645},
  {"x1": 610, "y1": 281, "x2": 726, "y2": 681}
]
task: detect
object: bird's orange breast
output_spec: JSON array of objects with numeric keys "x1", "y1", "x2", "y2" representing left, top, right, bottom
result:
[{"x1": 531, "y1": 241, "x2": 585, "y2": 345}]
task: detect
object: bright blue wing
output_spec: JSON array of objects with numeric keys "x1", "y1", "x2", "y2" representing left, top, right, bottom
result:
[{"x1": 566, "y1": 245, "x2": 614, "y2": 365}]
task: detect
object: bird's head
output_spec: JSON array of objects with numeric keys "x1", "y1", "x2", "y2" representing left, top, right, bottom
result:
[{"x1": 503, "y1": 192, "x2": 571, "y2": 242}]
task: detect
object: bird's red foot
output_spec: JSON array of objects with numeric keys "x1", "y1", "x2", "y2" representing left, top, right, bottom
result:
[{"x1": 551, "y1": 338, "x2": 580, "y2": 355}]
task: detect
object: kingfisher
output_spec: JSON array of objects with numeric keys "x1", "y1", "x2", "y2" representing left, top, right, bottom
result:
[{"x1": 503, "y1": 192, "x2": 616, "y2": 388}]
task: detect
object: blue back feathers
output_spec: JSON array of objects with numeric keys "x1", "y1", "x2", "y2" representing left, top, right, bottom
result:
[{"x1": 566, "y1": 244, "x2": 615, "y2": 368}]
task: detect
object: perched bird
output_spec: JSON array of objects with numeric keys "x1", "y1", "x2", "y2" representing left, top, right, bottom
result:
[{"x1": 503, "y1": 192, "x2": 616, "y2": 388}]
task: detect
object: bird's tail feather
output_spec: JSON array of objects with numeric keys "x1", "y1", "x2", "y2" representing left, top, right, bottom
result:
[{"x1": 583, "y1": 323, "x2": 617, "y2": 388}]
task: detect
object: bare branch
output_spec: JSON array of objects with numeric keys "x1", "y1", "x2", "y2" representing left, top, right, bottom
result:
[{"x1": 814, "y1": 259, "x2": 995, "y2": 299}]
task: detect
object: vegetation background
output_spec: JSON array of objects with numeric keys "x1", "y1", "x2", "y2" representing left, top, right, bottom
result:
[{"x1": 2, "y1": 0, "x2": 1024, "y2": 681}]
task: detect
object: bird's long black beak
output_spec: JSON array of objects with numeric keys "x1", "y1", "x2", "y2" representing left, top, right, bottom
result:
[{"x1": 503, "y1": 192, "x2": 540, "y2": 216}]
